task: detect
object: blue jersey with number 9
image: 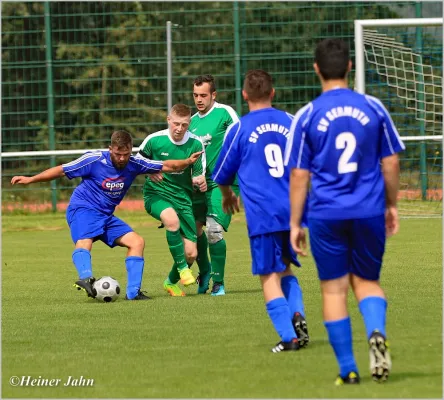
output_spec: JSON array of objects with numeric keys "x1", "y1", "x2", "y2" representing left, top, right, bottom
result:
[
  {"x1": 284, "y1": 88, "x2": 405, "y2": 220},
  {"x1": 213, "y1": 107, "x2": 304, "y2": 237}
]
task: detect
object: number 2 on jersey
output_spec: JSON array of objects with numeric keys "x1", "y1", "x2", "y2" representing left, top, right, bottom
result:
[
  {"x1": 264, "y1": 144, "x2": 284, "y2": 178},
  {"x1": 336, "y1": 132, "x2": 357, "y2": 174}
]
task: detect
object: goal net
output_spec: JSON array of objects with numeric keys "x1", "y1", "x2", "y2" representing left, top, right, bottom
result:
[{"x1": 355, "y1": 18, "x2": 443, "y2": 218}]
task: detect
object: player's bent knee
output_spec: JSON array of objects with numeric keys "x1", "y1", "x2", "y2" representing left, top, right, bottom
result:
[
  {"x1": 160, "y1": 208, "x2": 180, "y2": 231},
  {"x1": 129, "y1": 233, "x2": 145, "y2": 251},
  {"x1": 206, "y1": 217, "x2": 223, "y2": 244}
]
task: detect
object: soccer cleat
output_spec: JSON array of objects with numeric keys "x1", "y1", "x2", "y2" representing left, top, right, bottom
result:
[
  {"x1": 179, "y1": 268, "x2": 196, "y2": 286},
  {"x1": 271, "y1": 338, "x2": 300, "y2": 353},
  {"x1": 292, "y1": 312, "x2": 310, "y2": 348},
  {"x1": 74, "y1": 277, "x2": 97, "y2": 298},
  {"x1": 125, "y1": 290, "x2": 151, "y2": 300},
  {"x1": 210, "y1": 283, "x2": 225, "y2": 296},
  {"x1": 196, "y1": 272, "x2": 211, "y2": 294},
  {"x1": 369, "y1": 330, "x2": 391, "y2": 382},
  {"x1": 334, "y1": 371, "x2": 360, "y2": 386},
  {"x1": 163, "y1": 279, "x2": 185, "y2": 297}
]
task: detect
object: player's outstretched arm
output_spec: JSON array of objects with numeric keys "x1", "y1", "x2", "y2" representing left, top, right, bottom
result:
[
  {"x1": 11, "y1": 165, "x2": 65, "y2": 185},
  {"x1": 162, "y1": 151, "x2": 203, "y2": 173},
  {"x1": 289, "y1": 168, "x2": 310, "y2": 255},
  {"x1": 382, "y1": 153, "x2": 400, "y2": 237}
]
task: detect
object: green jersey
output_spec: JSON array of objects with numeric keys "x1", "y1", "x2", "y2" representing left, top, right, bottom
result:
[
  {"x1": 189, "y1": 102, "x2": 239, "y2": 189},
  {"x1": 139, "y1": 129, "x2": 205, "y2": 208}
]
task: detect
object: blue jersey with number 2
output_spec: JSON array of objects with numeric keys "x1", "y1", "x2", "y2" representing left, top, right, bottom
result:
[
  {"x1": 284, "y1": 88, "x2": 405, "y2": 219},
  {"x1": 213, "y1": 107, "x2": 297, "y2": 237}
]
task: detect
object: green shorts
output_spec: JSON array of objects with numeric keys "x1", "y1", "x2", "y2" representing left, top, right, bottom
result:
[
  {"x1": 144, "y1": 195, "x2": 197, "y2": 242},
  {"x1": 192, "y1": 186, "x2": 240, "y2": 231}
]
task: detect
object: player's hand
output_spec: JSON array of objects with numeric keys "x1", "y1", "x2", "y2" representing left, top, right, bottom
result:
[
  {"x1": 192, "y1": 176, "x2": 207, "y2": 192},
  {"x1": 385, "y1": 206, "x2": 399, "y2": 237},
  {"x1": 290, "y1": 226, "x2": 307, "y2": 256},
  {"x1": 222, "y1": 190, "x2": 240, "y2": 214},
  {"x1": 149, "y1": 172, "x2": 163, "y2": 183},
  {"x1": 187, "y1": 151, "x2": 203, "y2": 165},
  {"x1": 11, "y1": 176, "x2": 32, "y2": 185}
]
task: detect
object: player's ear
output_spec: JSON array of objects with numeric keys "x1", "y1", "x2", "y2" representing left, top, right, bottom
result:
[
  {"x1": 270, "y1": 88, "x2": 276, "y2": 101},
  {"x1": 212, "y1": 91, "x2": 217, "y2": 101},
  {"x1": 313, "y1": 62, "x2": 319, "y2": 75},
  {"x1": 347, "y1": 60, "x2": 352, "y2": 73},
  {"x1": 242, "y1": 90, "x2": 248, "y2": 101}
]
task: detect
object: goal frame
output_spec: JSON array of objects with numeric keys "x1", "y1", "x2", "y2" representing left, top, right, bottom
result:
[{"x1": 354, "y1": 17, "x2": 443, "y2": 94}]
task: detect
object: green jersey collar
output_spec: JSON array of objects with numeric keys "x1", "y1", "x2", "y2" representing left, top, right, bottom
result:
[
  {"x1": 168, "y1": 130, "x2": 191, "y2": 145},
  {"x1": 195, "y1": 102, "x2": 218, "y2": 119}
]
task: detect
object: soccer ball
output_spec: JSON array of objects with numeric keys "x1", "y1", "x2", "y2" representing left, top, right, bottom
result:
[{"x1": 93, "y1": 276, "x2": 121, "y2": 303}]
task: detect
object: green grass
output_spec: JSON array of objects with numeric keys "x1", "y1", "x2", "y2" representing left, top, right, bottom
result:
[{"x1": 2, "y1": 211, "x2": 442, "y2": 398}]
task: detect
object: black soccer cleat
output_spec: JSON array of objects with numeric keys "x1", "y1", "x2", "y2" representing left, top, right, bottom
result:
[
  {"x1": 74, "y1": 277, "x2": 97, "y2": 298},
  {"x1": 292, "y1": 312, "x2": 310, "y2": 348},
  {"x1": 369, "y1": 330, "x2": 391, "y2": 382},
  {"x1": 334, "y1": 371, "x2": 360, "y2": 386},
  {"x1": 125, "y1": 290, "x2": 152, "y2": 300},
  {"x1": 271, "y1": 338, "x2": 300, "y2": 353}
]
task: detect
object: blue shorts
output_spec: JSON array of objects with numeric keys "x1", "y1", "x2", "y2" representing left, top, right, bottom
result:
[
  {"x1": 308, "y1": 216, "x2": 386, "y2": 281},
  {"x1": 66, "y1": 206, "x2": 133, "y2": 248},
  {"x1": 249, "y1": 231, "x2": 301, "y2": 276}
]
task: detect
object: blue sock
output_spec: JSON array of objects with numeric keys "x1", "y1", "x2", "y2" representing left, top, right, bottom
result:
[
  {"x1": 72, "y1": 249, "x2": 92, "y2": 279},
  {"x1": 265, "y1": 297, "x2": 296, "y2": 342},
  {"x1": 324, "y1": 317, "x2": 358, "y2": 377},
  {"x1": 281, "y1": 275, "x2": 305, "y2": 318},
  {"x1": 125, "y1": 256, "x2": 144, "y2": 299},
  {"x1": 359, "y1": 296, "x2": 387, "y2": 339}
]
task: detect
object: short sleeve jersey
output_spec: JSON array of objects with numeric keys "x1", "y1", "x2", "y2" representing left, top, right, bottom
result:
[
  {"x1": 212, "y1": 107, "x2": 297, "y2": 237},
  {"x1": 284, "y1": 88, "x2": 405, "y2": 219},
  {"x1": 62, "y1": 151, "x2": 163, "y2": 215},
  {"x1": 139, "y1": 129, "x2": 206, "y2": 208},
  {"x1": 189, "y1": 102, "x2": 239, "y2": 190}
]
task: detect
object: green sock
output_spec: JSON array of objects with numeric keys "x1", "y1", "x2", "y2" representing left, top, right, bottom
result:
[
  {"x1": 209, "y1": 239, "x2": 226, "y2": 285},
  {"x1": 166, "y1": 230, "x2": 187, "y2": 271},
  {"x1": 196, "y1": 232, "x2": 211, "y2": 275},
  {"x1": 167, "y1": 264, "x2": 180, "y2": 284}
]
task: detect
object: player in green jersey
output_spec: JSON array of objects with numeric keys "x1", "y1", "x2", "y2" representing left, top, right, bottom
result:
[
  {"x1": 140, "y1": 104, "x2": 207, "y2": 296},
  {"x1": 189, "y1": 74, "x2": 240, "y2": 296}
]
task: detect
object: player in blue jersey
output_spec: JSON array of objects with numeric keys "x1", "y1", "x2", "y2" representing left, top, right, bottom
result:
[
  {"x1": 284, "y1": 39, "x2": 405, "y2": 384},
  {"x1": 212, "y1": 69, "x2": 308, "y2": 352},
  {"x1": 11, "y1": 130, "x2": 202, "y2": 301}
]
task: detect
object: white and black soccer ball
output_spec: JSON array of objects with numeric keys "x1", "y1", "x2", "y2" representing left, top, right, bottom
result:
[{"x1": 93, "y1": 276, "x2": 121, "y2": 303}]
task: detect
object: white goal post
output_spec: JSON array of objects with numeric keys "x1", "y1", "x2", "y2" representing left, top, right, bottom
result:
[
  {"x1": 354, "y1": 17, "x2": 443, "y2": 92},
  {"x1": 354, "y1": 17, "x2": 443, "y2": 218}
]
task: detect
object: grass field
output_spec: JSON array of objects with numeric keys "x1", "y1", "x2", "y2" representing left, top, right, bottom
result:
[{"x1": 2, "y1": 211, "x2": 442, "y2": 398}]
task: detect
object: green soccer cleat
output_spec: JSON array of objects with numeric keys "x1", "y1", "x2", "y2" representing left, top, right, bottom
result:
[
  {"x1": 179, "y1": 268, "x2": 196, "y2": 286},
  {"x1": 196, "y1": 272, "x2": 211, "y2": 294},
  {"x1": 369, "y1": 330, "x2": 391, "y2": 382},
  {"x1": 163, "y1": 279, "x2": 185, "y2": 297},
  {"x1": 334, "y1": 371, "x2": 360, "y2": 386},
  {"x1": 74, "y1": 277, "x2": 97, "y2": 298}
]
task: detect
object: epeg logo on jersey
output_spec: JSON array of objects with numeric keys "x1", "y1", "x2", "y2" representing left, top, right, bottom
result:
[{"x1": 101, "y1": 177, "x2": 126, "y2": 192}]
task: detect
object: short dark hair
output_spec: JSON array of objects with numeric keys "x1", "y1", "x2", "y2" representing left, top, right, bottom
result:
[
  {"x1": 170, "y1": 103, "x2": 191, "y2": 117},
  {"x1": 315, "y1": 39, "x2": 350, "y2": 80},
  {"x1": 110, "y1": 130, "x2": 133, "y2": 149},
  {"x1": 193, "y1": 74, "x2": 216, "y2": 93},
  {"x1": 243, "y1": 69, "x2": 273, "y2": 102}
]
